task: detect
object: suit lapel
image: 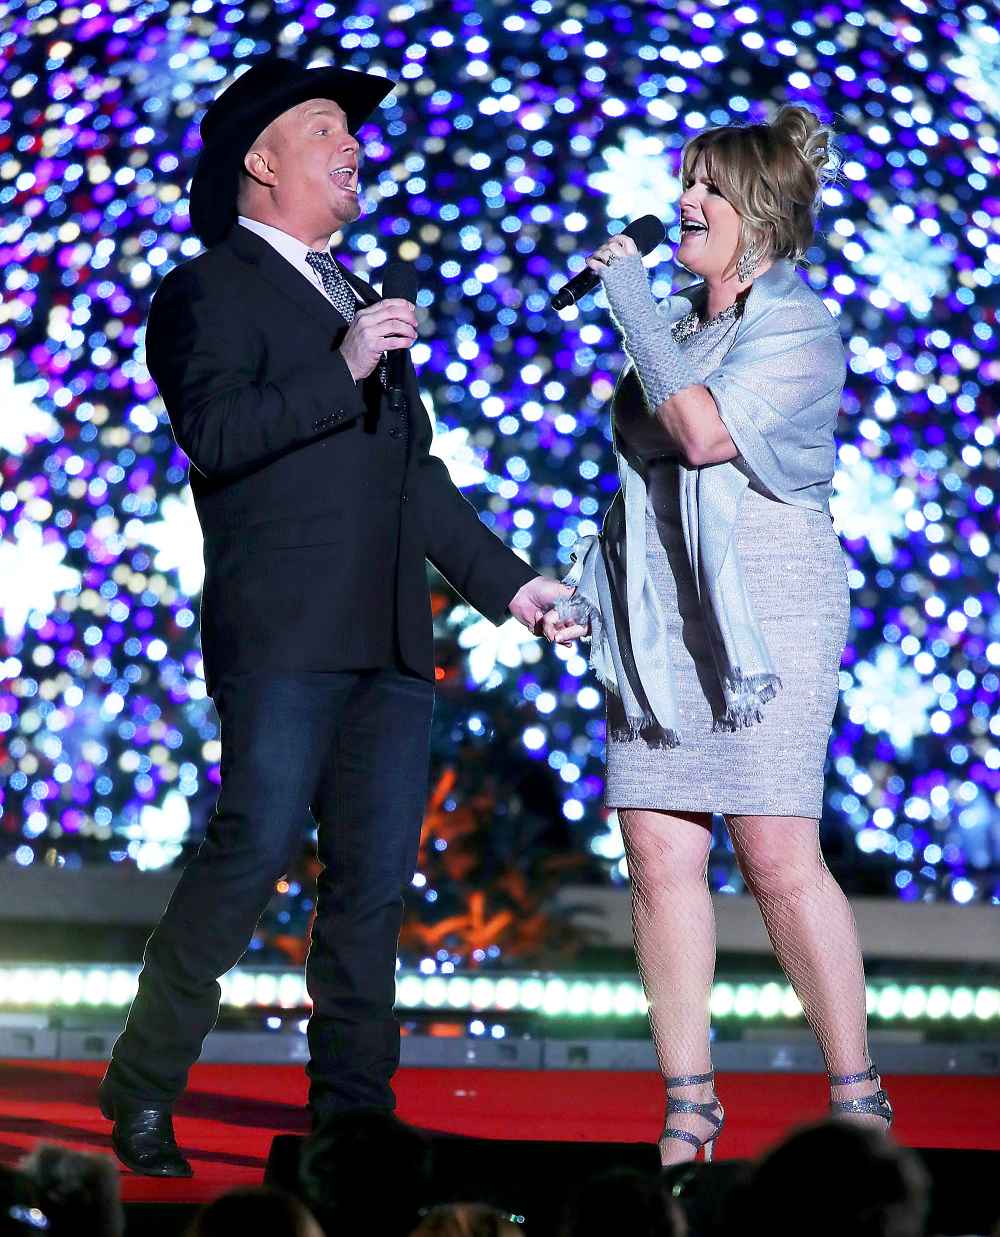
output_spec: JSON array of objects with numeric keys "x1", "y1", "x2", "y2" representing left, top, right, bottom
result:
[
  {"x1": 224, "y1": 224, "x2": 352, "y2": 334},
  {"x1": 223, "y1": 227, "x2": 422, "y2": 436}
]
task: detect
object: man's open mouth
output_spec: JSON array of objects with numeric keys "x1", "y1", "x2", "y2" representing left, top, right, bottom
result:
[{"x1": 330, "y1": 167, "x2": 357, "y2": 189}]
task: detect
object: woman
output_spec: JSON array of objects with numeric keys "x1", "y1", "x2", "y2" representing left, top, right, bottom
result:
[{"x1": 545, "y1": 105, "x2": 892, "y2": 1164}]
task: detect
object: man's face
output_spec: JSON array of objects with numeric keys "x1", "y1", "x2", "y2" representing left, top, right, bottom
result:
[{"x1": 245, "y1": 98, "x2": 362, "y2": 235}]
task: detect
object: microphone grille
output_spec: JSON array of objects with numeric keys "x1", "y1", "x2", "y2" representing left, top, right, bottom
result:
[
  {"x1": 622, "y1": 214, "x2": 667, "y2": 256},
  {"x1": 382, "y1": 260, "x2": 418, "y2": 303}
]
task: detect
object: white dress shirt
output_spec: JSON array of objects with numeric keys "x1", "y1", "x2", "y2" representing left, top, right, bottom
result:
[{"x1": 237, "y1": 215, "x2": 363, "y2": 307}]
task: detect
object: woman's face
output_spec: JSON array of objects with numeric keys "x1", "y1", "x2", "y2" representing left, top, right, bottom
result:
[{"x1": 676, "y1": 152, "x2": 744, "y2": 281}]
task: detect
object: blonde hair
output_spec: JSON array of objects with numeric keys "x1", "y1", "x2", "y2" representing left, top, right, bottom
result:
[{"x1": 681, "y1": 104, "x2": 839, "y2": 275}]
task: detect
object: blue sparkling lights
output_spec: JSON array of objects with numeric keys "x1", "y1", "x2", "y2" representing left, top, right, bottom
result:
[{"x1": 0, "y1": 0, "x2": 998, "y2": 907}]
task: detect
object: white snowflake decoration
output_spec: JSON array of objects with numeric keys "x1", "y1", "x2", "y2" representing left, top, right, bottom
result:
[
  {"x1": 843, "y1": 646, "x2": 937, "y2": 756},
  {"x1": 0, "y1": 358, "x2": 59, "y2": 456},
  {"x1": 451, "y1": 605, "x2": 541, "y2": 686},
  {"x1": 126, "y1": 492, "x2": 204, "y2": 597},
  {"x1": 857, "y1": 213, "x2": 952, "y2": 314},
  {"x1": 588, "y1": 129, "x2": 681, "y2": 225},
  {"x1": 0, "y1": 520, "x2": 81, "y2": 639},
  {"x1": 830, "y1": 455, "x2": 913, "y2": 563},
  {"x1": 126, "y1": 791, "x2": 191, "y2": 872},
  {"x1": 431, "y1": 424, "x2": 489, "y2": 490},
  {"x1": 948, "y1": 22, "x2": 1000, "y2": 120},
  {"x1": 114, "y1": 25, "x2": 227, "y2": 111}
]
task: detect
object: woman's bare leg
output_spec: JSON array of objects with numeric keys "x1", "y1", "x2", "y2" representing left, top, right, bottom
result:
[
  {"x1": 619, "y1": 808, "x2": 720, "y2": 1163},
  {"x1": 726, "y1": 814, "x2": 884, "y2": 1124}
]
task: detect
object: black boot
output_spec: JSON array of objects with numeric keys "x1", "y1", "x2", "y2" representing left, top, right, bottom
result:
[{"x1": 98, "y1": 1075, "x2": 193, "y2": 1178}]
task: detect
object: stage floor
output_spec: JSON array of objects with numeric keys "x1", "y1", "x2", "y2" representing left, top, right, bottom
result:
[{"x1": 1, "y1": 1059, "x2": 997, "y2": 1205}]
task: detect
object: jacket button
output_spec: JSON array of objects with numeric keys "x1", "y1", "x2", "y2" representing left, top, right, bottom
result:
[{"x1": 401, "y1": 493, "x2": 408, "y2": 503}]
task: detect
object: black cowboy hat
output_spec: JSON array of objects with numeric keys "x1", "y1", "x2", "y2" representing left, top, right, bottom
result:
[{"x1": 188, "y1": 56, "x2": 395, "y2": 247}]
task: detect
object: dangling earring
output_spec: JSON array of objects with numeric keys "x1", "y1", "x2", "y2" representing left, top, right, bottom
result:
[{"x1": 736, "y1": 238, "x2": 763, "y2": 283}]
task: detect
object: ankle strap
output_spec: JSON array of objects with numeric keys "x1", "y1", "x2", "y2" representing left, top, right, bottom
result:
[
  {"x1": 664, "y1": 1070, "x2": 714, "y2": 1087},
  {"x1": 828, "y1": 1064, "x2": 878, "y2": 1086}
]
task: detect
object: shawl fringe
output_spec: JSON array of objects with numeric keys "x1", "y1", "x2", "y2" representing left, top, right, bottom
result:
[
  {"x1": 713, "y1": 672, "x2": 783, "y2": 732},
  {"x1": 559, "y1": 591, "x2": 681, "y2": 750},
  {"x1": 581, "y1": 616, "x2": 681, "y2": 749},
  {"x1": 609, "y1": 718, "x2": 682, "y2": 749},
  {"x1": 567, "y1": 555, "x2": 784, "y2": 749}
]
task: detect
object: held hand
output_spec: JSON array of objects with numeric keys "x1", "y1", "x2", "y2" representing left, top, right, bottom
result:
[
  {"x1": 508, "y1": 575, "x2": 575, "y2": 635},
  {"x1": 339, "y1": 299, "x2": 418, "y2": 382},
  {"x1": 585, "y1": 232, "x2": 640, "y2": 278},
  {"x1": 542, "y1": 607, "x2": 591, "y2": 645}
]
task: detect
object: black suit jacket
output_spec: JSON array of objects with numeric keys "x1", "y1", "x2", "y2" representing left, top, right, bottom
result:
[{"x1": 144, "y1": 224, "x2": 535, "y2": 694}]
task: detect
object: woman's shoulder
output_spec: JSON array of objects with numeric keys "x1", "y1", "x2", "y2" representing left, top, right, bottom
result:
[{"x1": 753, "y1": 260, "x2": 840, "y2": 335}]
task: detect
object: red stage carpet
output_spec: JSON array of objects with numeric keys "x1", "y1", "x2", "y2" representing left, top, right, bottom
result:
[{"x1": 0, "y1": 1059, "x2": 996, "y2": 1205}]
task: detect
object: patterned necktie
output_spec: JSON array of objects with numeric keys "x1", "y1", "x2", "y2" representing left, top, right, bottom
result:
[
  {"x1": 305, "y1": 249, "x2": 386, "y2": 388},
  {"x1": 305, "y1": 249, "x2": 357, "y2": 322}
]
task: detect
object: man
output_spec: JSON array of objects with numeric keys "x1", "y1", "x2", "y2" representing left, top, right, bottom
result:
[{"x1": 97, "y1": 57, "x2": 570, "y2": 1176}]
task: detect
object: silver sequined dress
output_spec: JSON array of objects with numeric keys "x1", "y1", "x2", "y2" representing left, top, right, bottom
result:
[{"x1": 603, "y1": 305, "x2": 850, "y2": 818}]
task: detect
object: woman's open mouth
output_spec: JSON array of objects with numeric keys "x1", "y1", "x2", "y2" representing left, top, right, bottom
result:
[{"x1": 680, "y1": 220, "x2": 708, "y2": 239}]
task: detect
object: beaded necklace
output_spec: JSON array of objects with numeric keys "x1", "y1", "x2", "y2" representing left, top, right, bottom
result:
[{"x1": 671, "y1": 285, "x2": 751, "y2": 342}]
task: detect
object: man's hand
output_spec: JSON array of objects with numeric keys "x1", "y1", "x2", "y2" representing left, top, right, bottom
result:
[
  {"x1": 508, "y1": 576, "x2": 574, "y2": 634},
  {"x1": 339, "y1": 299, "x2": 418, "y2": 381}
]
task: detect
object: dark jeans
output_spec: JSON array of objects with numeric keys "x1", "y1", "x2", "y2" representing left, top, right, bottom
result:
[{"x1": 105, "y1": 668, "x2": 434, "y2": 1122}]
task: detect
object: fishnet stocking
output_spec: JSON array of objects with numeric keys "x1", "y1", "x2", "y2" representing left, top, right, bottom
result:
[
  {"x1": 726, "y1": 814, "x2": 886, "y2": 1126},
  {"x1": 620, "y1": 809, "x2": 722, "y2": 1163}
]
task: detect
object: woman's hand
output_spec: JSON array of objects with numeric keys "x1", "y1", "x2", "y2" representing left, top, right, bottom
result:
[
  {"x1": 585, "y1": 234, "x2": 658, "y2": 340},
  {"x1": 542, "y1": 608, "x2": 591, "y2": 645},
  {"x1": 586, "y1": 232, "x2": 640, "y2": 276},
  {"x1": 540, "y1": 579, "x2": 593, "y2": 647}
]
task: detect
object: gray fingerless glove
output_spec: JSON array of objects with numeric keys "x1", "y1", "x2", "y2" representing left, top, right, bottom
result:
[{"x1": 601, "y1": 253, "x2": 699, "y2": 411}]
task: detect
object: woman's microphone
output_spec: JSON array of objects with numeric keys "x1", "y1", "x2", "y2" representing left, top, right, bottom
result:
[{"x1": 550, "y1": 214, "x2": 666, "y2": 311}]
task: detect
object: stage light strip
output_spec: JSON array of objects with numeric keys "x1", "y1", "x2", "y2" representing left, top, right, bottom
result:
[{"x1": 0, "y1": 966, "x2": 997, "y2": 1024}]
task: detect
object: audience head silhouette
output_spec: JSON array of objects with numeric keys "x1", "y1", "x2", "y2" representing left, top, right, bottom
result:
[
  {"x1": 411, "y1": 1201, "x2": 525, "y2": 1237},
  {"x1": 559, "y1": 1166, "x2": 686, "y2": 1237},
  {"x1": 18, "y1": 1144, "x2": 124, "y2": 1237},
  {"x1": 184, "y1": 1186, "x2": 323, "y2": 1237},
  {"x1": 742, "y1": 1119, "x2": 929, "y2": 1237}
]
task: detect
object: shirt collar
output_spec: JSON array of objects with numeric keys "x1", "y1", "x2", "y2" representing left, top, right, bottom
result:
[{"x1": 236, "y1": 216, "x2": 334, "y2": 264}]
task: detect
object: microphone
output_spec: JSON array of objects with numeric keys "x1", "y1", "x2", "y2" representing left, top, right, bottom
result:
[
  {"x1": 550, "y1": 214, "x2": 666, "y2": 311},
  {"x1": 381, "y1": 260, "x2": 419, "y2": 413}
]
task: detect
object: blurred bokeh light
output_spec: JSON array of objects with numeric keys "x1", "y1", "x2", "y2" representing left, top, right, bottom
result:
[{"x1": 1, "y1": 0, "x2": 998, "y2": 907}]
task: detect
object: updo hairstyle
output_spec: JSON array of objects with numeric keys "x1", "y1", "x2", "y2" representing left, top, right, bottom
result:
[{"x1": 681, "y1": 104, "x2": 839, "y2": 274}]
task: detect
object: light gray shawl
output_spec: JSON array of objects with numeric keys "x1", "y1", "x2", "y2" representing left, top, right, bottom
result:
[{"x1": 565, "y1": 259, "x2": 847, "y2": 746}]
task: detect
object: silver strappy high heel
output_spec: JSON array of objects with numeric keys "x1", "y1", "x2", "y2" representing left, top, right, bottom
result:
[
  {"x1": 828, "y1": 1062, "x2": 894, "y2": 1129},
  {"x1": 659, "y1": 1070, "x2": 725, "y2": 1163}
]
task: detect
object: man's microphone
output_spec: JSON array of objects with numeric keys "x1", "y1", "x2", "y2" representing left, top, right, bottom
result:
[
  {"x1": 550, "y1": 214, "x2": 666, "y2": 311},
  {"x1": 381, "y1": 261, "x2": 419, "y2": 412}
]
